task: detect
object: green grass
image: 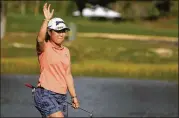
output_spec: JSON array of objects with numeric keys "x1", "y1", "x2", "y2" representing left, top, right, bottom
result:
[
  {"x1": 72, "y1": 60, "x2": 178, "y2": 81},
  {"x1": 1, "y1": 33, "x2": 178, "y2": 81},
  {"x1": 68, "y1": 37, "x2": 178, "y2": 64},
  {"x1": 6, "y1": 13, "x2": 178, "y2": 37}
]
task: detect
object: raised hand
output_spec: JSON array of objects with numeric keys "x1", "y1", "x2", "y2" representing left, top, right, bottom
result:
[{"x1": 43, "y1": 3, "x2": 54, "y2": 20}]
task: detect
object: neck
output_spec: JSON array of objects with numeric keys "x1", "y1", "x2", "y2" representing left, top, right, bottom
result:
[{"x1": 49, "y1": 40, "x2": 63, "y2": 49}]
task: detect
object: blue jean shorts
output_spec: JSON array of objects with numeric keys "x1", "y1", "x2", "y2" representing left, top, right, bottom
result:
[{"x1": 33, "y1": 87, "x2": 67, "y2": 117}]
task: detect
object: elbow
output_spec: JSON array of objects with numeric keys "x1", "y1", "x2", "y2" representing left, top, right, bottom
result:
[{"x1": 37, "y1": 36, "x2": 44, "y2": 43}]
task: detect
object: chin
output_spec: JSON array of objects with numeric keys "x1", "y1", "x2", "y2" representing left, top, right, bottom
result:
[
  {"x1": 57, "y1": 39, "x2": 63, "y2": 43},
  {"x1": 55, "y1": 42, "x2": 62, "y2": 45},
  {"x1": 55, "y1": 40, "x2": 62, "y2": 44}
]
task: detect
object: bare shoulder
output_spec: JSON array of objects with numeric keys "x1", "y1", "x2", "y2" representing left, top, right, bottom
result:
[
  {"x1": 64, "y1": 46, "x2": 70, "y2": 52},
  {"x1": 63, "y1": 46, "x2": 71, "y2": 57}
]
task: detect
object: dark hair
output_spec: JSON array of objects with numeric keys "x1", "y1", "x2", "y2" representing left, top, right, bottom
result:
[{"x1": 45, "y1": 30, "x2": 51, "y2": 42}]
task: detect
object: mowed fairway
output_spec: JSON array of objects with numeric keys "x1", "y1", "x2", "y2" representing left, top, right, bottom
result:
[{"x1": 1, "y1": 32, "x2": 178, "y2": 81}]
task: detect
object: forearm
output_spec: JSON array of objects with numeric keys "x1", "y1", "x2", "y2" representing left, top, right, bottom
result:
[
  {"x1": 37, "y1": 19, "x2": 49, "y2": 42},
  {"x1": 66, "y1": 74, "x2": 77, "y2": 98}
]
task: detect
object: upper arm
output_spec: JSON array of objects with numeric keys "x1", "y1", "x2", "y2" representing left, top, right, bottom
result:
[{"x1": 36, "y1": 38, "x2": 45, "y2": 55}]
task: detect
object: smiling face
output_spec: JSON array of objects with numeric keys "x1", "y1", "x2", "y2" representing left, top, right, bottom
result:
[{"x1": 48, "y1": 29, "x2": 67, "y2": 45}]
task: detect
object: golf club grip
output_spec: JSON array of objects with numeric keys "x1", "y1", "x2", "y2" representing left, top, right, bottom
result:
[{"x1": 25, "y1": 83, "x2": 35, "y2": 89}]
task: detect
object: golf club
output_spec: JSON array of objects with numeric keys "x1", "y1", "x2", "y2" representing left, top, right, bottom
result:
[
  {"x1": 65, "y1": 101, "x2": 93, "y2": 118},
  {"x1": 24, "y1": 83, "x2": 93, "y2": 117}
]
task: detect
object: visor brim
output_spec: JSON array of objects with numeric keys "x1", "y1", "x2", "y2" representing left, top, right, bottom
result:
[{"x1": 48, "y1": 27, "x2": 70, "y2": 31}]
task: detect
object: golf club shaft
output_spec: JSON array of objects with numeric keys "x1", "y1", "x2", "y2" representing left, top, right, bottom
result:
[{"x1": 66, "y1": 101, "x2": 92, "y2": 114}]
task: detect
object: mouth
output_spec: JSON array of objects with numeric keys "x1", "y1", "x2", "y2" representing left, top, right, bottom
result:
[
  {"x1": 58, "y1": 37, "x2": 63, "y2": 39},
  {"x1": 57, "y1": 38, "x2": 62, "y2": 40}
]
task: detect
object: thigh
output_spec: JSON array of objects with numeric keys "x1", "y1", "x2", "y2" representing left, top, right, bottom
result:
[
  {"x1": 51, "y1": 92, "x2": 68, "y2": 117},
  {"x1": 33, "y1": 88, "x2": 61, "y2": 117},
  {"x1": 47, "y1": 111, "x2": 64, "y2": 118}
]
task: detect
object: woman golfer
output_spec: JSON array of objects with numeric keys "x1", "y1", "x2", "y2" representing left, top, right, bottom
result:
[{"x1": 33, "y1": 3, "x2": 79, "y2": 117}]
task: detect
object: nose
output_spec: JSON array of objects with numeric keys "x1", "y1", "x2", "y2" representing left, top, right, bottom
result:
[{"x1": 58, "y1": 32, "x2": 64, "y2": 36}]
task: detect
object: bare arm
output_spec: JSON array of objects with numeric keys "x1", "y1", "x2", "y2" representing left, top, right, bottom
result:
[
  {"x1": 66, "y1": 68, "x2": 77, "y2": 98},
  {"x1": 36, "y1": 19, "x2": 49, "y2": 52},
  {"x1": 37, "y1": 3, "x2": 54, "y2": 52},
  {"x1": 66, "y1": 50, "x2": 80, "y2": 109}
]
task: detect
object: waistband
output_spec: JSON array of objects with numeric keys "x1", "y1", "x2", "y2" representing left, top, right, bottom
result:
[
  {"x1": 37, "y1": 86, "x2": 66, "y2": 96},
  {"x1": 37, "y1": 86, "x2": 44, "y2": 89}
]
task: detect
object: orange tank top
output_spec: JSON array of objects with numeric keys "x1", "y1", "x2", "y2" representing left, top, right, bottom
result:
[{"x1": 36, "y1": 40, "x2": 70, "y2": 94}]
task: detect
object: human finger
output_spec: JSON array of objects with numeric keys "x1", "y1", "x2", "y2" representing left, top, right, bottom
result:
[
  {"x1": 76, "y1": 102, "x2": 79, "y2": 108},
  {"x1": 72, "y1": 103, "x2": 75, "y2": 108},
  {"x1": 50, "y1": 9, "x2": 54, "y2": 18},
  {"x1": 43, "y1": 3, "x2": 47, "y2": 10},
  {"x1": 48, "y1": 4, "x2": 51, "y2": 12}
]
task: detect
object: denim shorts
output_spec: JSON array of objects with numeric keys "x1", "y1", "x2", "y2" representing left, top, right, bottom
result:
[{"x1": 33, "y1": 87, "x2": 67, "y2": 117}]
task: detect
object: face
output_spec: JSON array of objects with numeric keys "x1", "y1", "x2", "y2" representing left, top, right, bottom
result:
[{"x1": 48, "y1": 29, "x2": 67, "y2": 45}]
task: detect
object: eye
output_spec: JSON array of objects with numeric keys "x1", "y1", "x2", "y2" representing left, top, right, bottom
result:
[{"x1": 61, "y1": 29, "x2": 66, "y2": 33}]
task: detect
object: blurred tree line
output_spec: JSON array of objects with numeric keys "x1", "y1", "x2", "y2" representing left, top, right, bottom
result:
[
  {"x1": 1, "y1": 0, "x2": 178, "y2": 39},
  {"x1": 2, "y1": 0, "x2": 178, "y2": 20},
  {"x1": 113, "y1": 0, "x2": 178, "y2": 20}
]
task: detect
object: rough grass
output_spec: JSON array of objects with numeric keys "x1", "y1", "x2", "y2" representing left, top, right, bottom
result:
[
  {"x1": 1, "y1": 58, "x2": 178, "y2": 81},
  {"x1": 6, "y1": 13, "x2": 178, "y2": 37},
  {"x1": 72, "y1": 60, "x2": 178, "y2": 81}
]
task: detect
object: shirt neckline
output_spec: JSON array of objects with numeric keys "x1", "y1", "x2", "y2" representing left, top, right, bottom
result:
[{"x1": 49, "y1": 40, "x2": 64, "y2": 50}]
